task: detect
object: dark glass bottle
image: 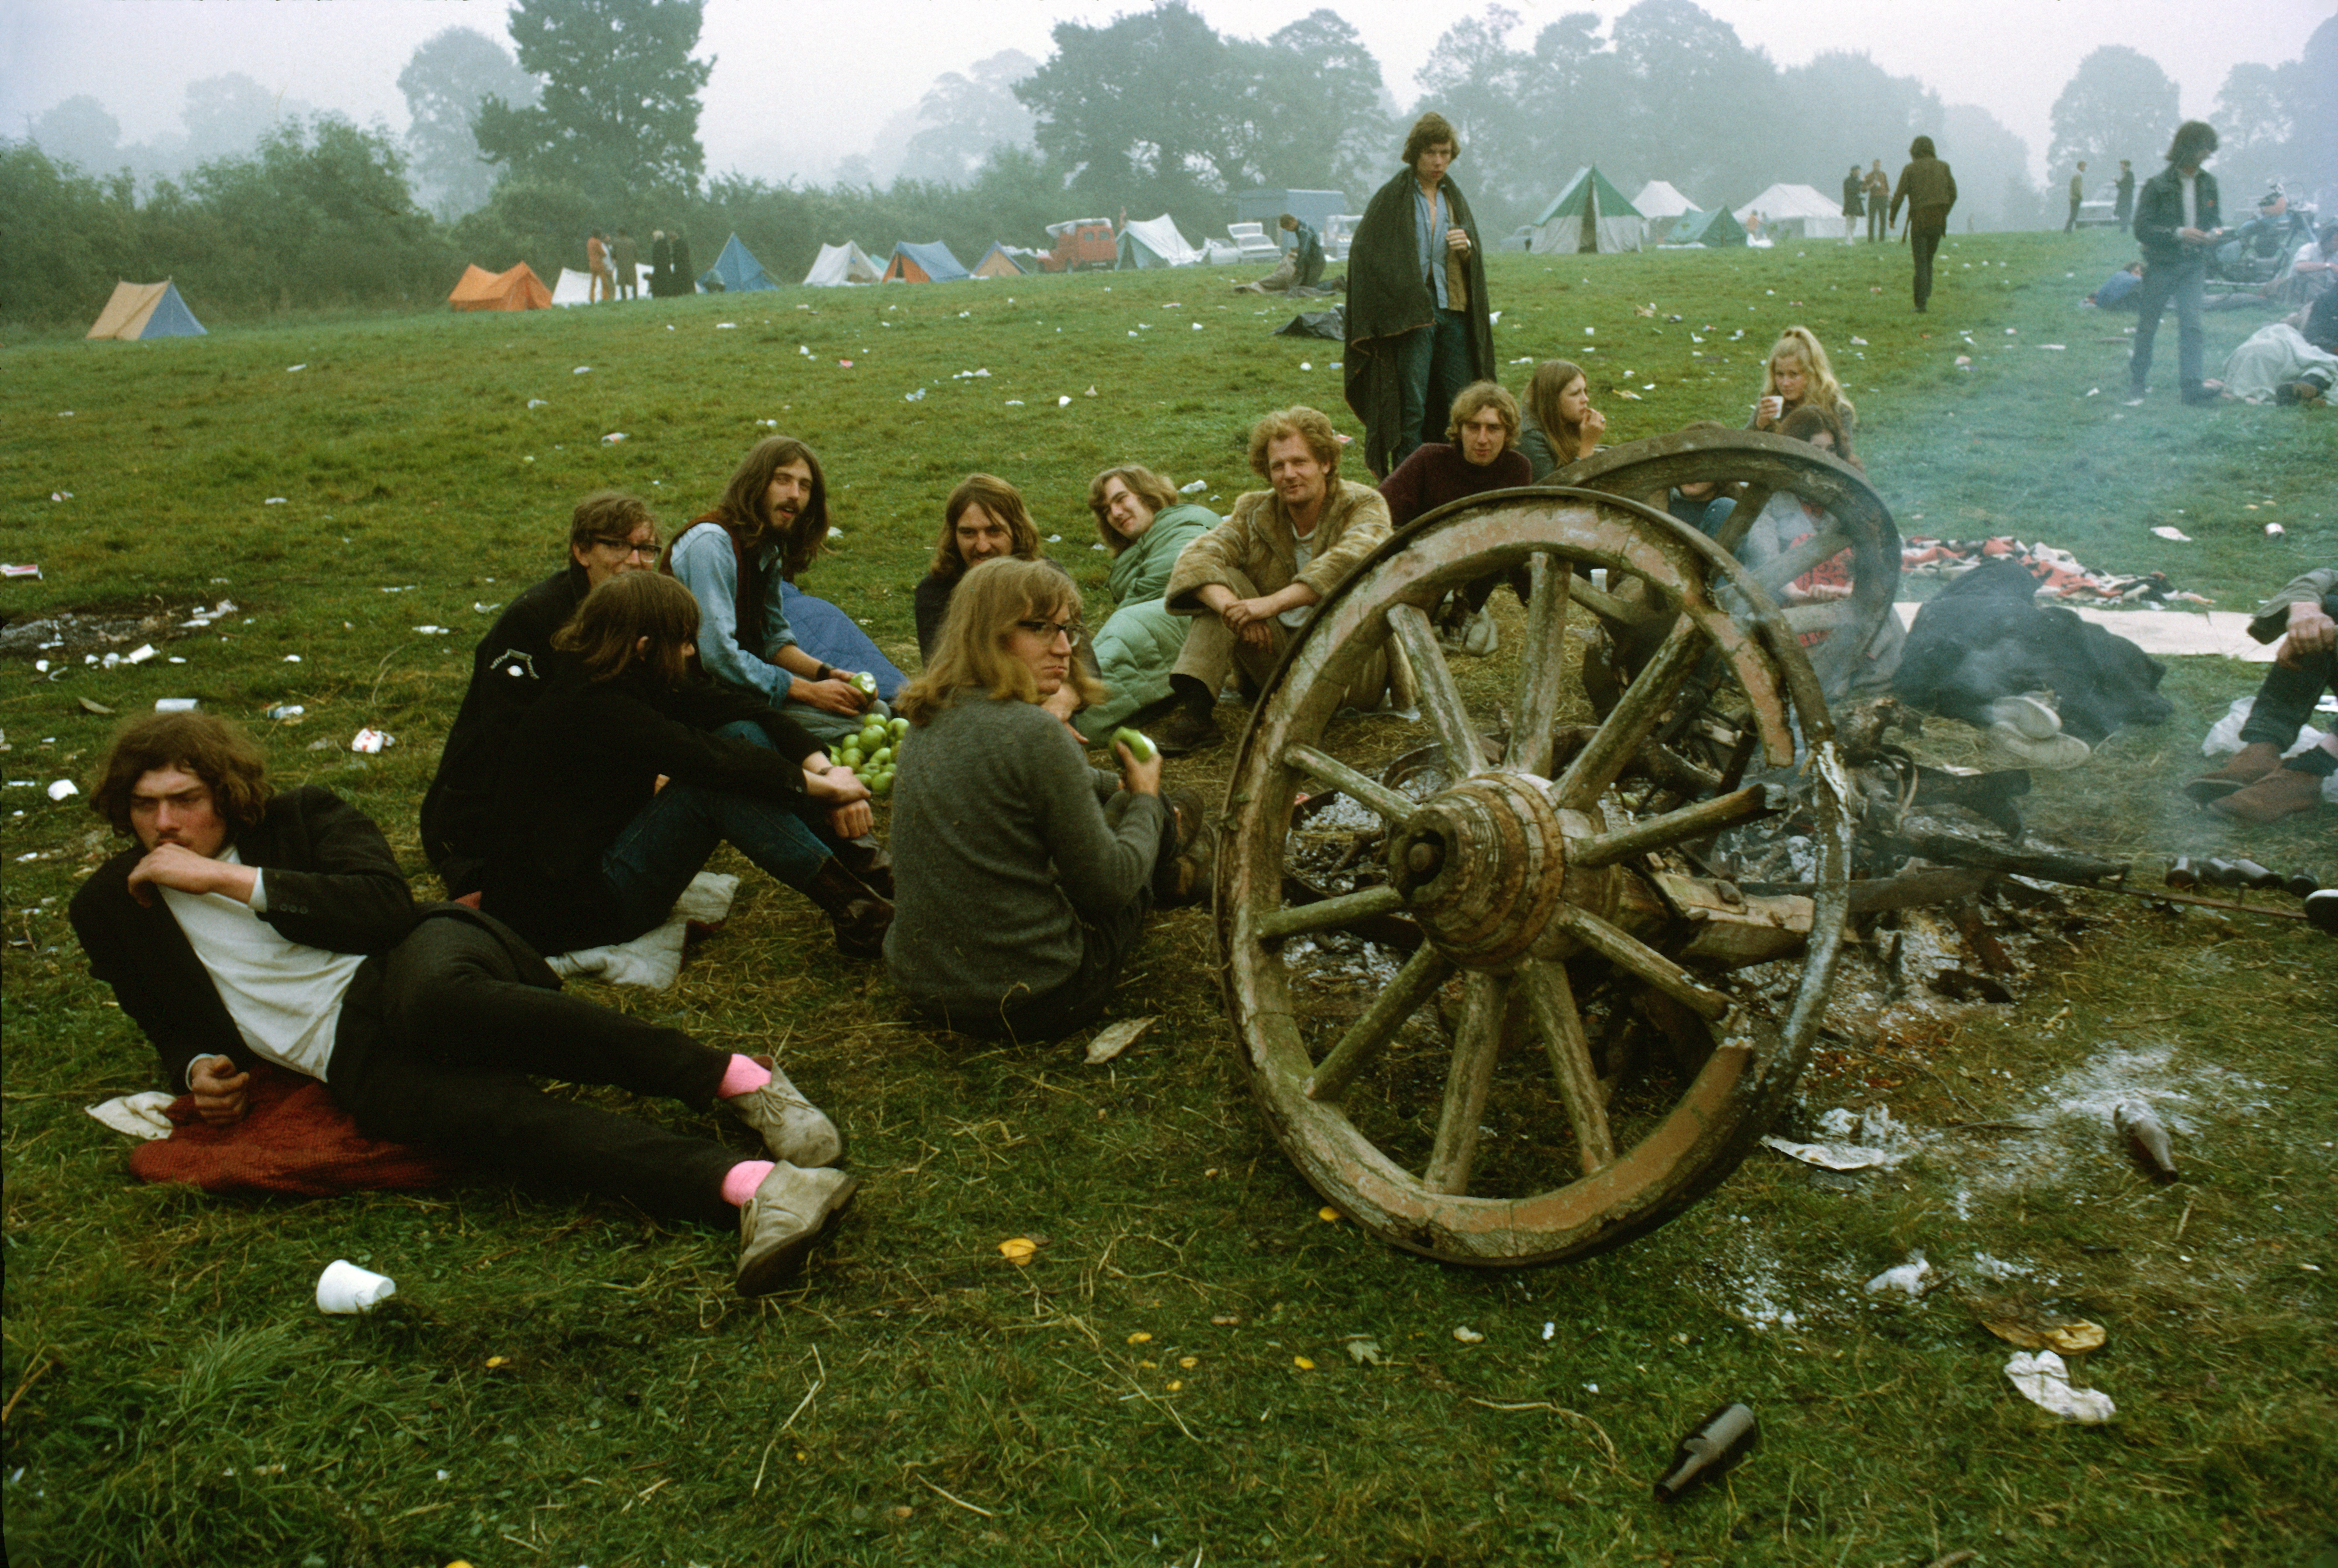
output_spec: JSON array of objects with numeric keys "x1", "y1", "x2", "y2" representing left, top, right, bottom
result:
[{"x1": 1652, "y1": 1402, "x2": 1758, "y2": 1501}]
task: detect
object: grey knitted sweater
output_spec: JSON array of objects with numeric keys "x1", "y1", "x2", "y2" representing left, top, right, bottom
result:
[{"x1": 883, "y1": 693, "x2": 1165, "y2": 1009}]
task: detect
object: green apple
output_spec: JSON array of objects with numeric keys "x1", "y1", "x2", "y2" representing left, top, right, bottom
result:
[{"x1": 1111, "y1": 726, "x2": 1159, "y2": 763}]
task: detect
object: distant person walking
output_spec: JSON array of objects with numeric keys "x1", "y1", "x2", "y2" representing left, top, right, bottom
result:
[
  {"x1": 2113, "y1": 160, "x2": 2136, "y2": 223},
  {"x1": 2127, "y1": 120, "x2": 2227, "y2": 407},
  {"x1": 587, "y1": 230, "x2": 613, "y2": 304},
  {"x1": 1344, "y1": 112, "x2": 1494, "y2": 477},
  {"x1": 1864, "y1": 161, "x2": 1889, "y2": 242},
  {"x1": 1889, "y1": 135, "x2": 1958, "y2": 313},
  {"x1": 1842, "y1": 165, "x2": 1865, "y2": 239},
  {"x1": 2065, "y1": 163, "x2": 2088, "y2": 232},
  {"x1": 613, "y1": 229, "x2": 639, "y2": 301}
]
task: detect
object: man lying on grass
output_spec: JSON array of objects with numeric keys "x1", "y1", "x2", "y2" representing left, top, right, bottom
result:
[{"x1": 67, "y1": 712, "x2": 857, "y2": 1297}]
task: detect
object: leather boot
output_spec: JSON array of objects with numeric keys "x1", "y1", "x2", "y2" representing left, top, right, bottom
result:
[
  {"x1": 802, "y1": 857, "x2": 892, "y2": 959},
  {"x1": 2207, "y1": 764, "x2": 2327, "y2": 824},
  {"x1": 832, "y1": 833, "x2": 893, "y2": 900},
  {"x1": 727, "y1": 1055, "x2": 844, "y2": 1167},
  {"x1": 2185, "y1": 741, "x2": 2285, "y2": 804},
  {"x1": 1155, "y1": 788, "x2": 1218, "y2": 907}
]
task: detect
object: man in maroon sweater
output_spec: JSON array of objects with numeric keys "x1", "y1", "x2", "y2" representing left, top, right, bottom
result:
[{"x1": 1378, "y1": 381, "x2": 1532, "y2": 654}]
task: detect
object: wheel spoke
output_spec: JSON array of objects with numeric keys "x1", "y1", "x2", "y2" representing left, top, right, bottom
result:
[
  {"x1": 1710, "y1": 484, "x2": 1772, "y2": 552},
  {"x1": 1423, "y1": 971, "x2": 1511, "y2": 1194},
  {"x1": 1506, "y1": 554, "x2": 1573, "y2": 778},
  {"x1": 1569, "y1": 783, "x2": 1784, "y2": 867},
  {"x1": 1257, "y1": 884, "x2": 1407, "y2": 941},
  {"x1": 1305, "y1": 945, "x2": 1453, "y2": 1102},
  {"x1": 1284, "y1": 743, "x2": 1413, "y2": 822},
  {"x1": 1566, "y1": 574, "x2": 1635, "y2": 624},
  {"x1": 1753, "y1": 528, "x2": 1853, "y2": 593},
  {"x1": 1386, "y1": 603, "x2": 1488, "y2": 778},
  {"x1": 1554, "y1": 617, "x2": 1708, "y2": 810},
  {"x1": 1518, "y1": 959, "x2": 1616, "y2": 1174},
  {"x1": 1551, "y1": 904, "x2": 1732, "y2": 1020}
]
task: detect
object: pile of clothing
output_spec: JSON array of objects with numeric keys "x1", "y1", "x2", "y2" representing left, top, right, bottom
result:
[{"x1": 1899, "y1": 536, "x2": 2214, "y2": 606}]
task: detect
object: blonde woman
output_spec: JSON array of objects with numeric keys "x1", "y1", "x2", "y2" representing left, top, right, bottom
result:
[
  {"x1": 1749, "y1": 326, "x2": 1856, "y2": 436},
  {"x1": 1518, "y1": 359, "x2": 1606, "y2": 480},
  {"x1": 886, "y1": 558, "x2": 1210, "y2": 1041}
]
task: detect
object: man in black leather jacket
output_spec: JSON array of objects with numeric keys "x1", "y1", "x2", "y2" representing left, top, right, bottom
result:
[{"x1": 2128, "y1": 121, "x2": 2226, "y2": 406}]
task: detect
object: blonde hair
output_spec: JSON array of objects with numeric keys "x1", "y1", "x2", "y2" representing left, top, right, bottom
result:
[
  {"x1": 1246, "y1": 406, "x2": 1342, "y2": 477},
  {"x1": 1445, "y1": 381, "x2": 1519, "y2": 447},
  {"x1": 1087, "y1": 464, "x2": 1179, "y2": 556},
  {"x1": 1761, "y1": 326, "x2": 1855, "y2": 428},
  {"x1": 896, "y1": 558, "x2": 1106, "y2": 725},
  {"x1": 929, "y1": 473, "x2": 1044, "y2": 582}
]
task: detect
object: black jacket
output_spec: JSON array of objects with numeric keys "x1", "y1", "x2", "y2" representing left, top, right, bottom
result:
[
  {"x1": 2132, "y1": 166, "x2": 2220, "y2": 266},
  {"x1": 67, "y1": 786, "x2": 554, "y2": 1093},
  {"x1": 1344, "y1": 167, "x2": 1494, "y2": 478},
  {"x1": 481, "y1": 665, "x2": 821, "y2": 953},
  {"x1": 419, "y1": 563, "x2": 589, "y2": 896}
]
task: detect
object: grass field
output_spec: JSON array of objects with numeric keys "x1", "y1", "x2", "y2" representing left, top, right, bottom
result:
[{"x1": 4, "y1": 230, "x2": 2334, "y2": 1568}]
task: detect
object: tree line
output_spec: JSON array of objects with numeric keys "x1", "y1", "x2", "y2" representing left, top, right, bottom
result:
[{"x1": 5, "y1": 0, "x2": 2331, "y2": 331}]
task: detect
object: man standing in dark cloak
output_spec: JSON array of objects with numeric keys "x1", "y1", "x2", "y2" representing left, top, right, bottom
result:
[{"x1": 1343, "y1": 112, "x2": 1494, "y2": 479}]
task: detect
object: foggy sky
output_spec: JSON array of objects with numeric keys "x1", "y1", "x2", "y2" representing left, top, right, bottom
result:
[{"x1": 2, "y1": 0, "x2": 2325, "y2": 187}]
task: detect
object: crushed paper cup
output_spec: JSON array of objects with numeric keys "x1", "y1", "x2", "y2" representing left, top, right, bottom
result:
[
  {"x1": 350, "y1": 728, "x2": 392, "y2": 754},
  {"x1": 2004, "y1": 1349, "x2": 2113, "y2": 1423},
  {"x1": 47, "y1": 779, "x2": 78, "y2": 801},
  {"x1": 316, "y1": 1258, "x2": 397, "y2": 1314}
]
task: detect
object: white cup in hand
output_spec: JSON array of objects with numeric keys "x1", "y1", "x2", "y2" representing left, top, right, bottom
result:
[{"x1": 316, "y1": 1258, "x2": 397, "y2": 1314}]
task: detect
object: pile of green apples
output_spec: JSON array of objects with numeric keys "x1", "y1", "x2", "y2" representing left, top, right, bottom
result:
[{"x1": 836, "y1": 713, "x2": 910, "y2": 797}]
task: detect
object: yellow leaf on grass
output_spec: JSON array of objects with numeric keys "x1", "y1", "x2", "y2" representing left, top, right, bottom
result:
[
  {"x1": 1317, "y1": 1207, "x2": 1342, "y2": 1223},
  {"x1": 484, "y1": 1357, "x2": 509, "y2": 1369},
  {"x1": 998, "y1": 1237, "x2": 1038, "y2": 1265},
  {"x1": 1127, "y1": 1331, "x2": 1153, "y2": 1344},
  {"x1": 1179, "y1": 1356, "x2": 1198, "y2": 1369},
  {"x1": 1293, "y1": 1356, "x2": 1316, "y2": 1370}
]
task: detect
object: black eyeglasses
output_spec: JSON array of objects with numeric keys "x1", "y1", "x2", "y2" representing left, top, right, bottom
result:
[
  {"x1": 598, "y1": 539, "x2": 660, "y2": 559},
  {"x1": 1015, "y1": 618, "x2": 1083, "y2": 646}
]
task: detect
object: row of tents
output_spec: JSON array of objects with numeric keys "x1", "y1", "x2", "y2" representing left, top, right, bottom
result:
[{"x1": 1520, "y1": 169, "x2": 1862, "y2": 254}]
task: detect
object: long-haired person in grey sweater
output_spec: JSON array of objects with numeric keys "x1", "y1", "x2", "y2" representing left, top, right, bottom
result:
[{"x1": 885, "y1": 558, "x2": 1211, "y2": 1041}]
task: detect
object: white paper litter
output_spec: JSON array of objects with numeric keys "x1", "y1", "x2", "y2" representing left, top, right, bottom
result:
[
  {"x1": 1762, "y1": 1135, "x2": 1902, "y2": 1170},
  {"x1": 350, "y1": 728, "x2": 392, "y2": 754},
  {"x1": 2004, "y1": 1350, "x2": 2114, "y2": 1423},
  {"x1": 87, "y1": 1093, "x2": 177, "y2": 1140},
  {"x1": 1084, "y1": 1016, "x2": 1155, "y2": 1064},
  {"x1": 1864, "y1": 1249, "x2": 1931, "y2": 1296},
  {"x1": 46, "y1": 779, "x2": 78, "y2": 801},
  {"x1": 2150, "y1": 526, "x2": 2192, "y2": 542}
]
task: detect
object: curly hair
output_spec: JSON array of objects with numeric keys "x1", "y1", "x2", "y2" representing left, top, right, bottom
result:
[
  {"x1": 930, "y1": 473, "x2": 1045, "y2": 582},
  {"x1": 90, "y1": 712, "x2": 274, "y2": 838},
  {"x1": 709, "y1": 436, "x2": 830, "y2": 580},
  {"x1": 1403, "y1": 112, "x2": 1459, "y2": 169},
  {"x1": 1246, "y1": 406, "x2": 1343, "y2": 479},
  {"x1": 1446, "y1": 381, "x2": 1520, "y2": 447},
  {"x1": 896, "y1": 557, "x2": 1104, "y2": 725},
  {"x1": 1086, "y1": 464, "x2": 1179, "y2": 556}
]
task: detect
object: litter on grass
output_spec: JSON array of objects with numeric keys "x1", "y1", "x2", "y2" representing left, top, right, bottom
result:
[
  {"x1": 1865, "y1": 1251, "x2": 1932, "y2": 1296},
  {"x1": 350, "y1": 728, "x2": 392, "y2": 754},
  {"x1": 2003, "y1": 1350, "x2": 2114, "y2": 1423},
  {"x1": 316, "y1": 1259, "x2": 397, "y2": 1315},
  {"x1": 86, "y1": 1093, "x2": 175, "y2": 1141},
  {"x1": 46, "y1": 780, "x2": 78, "y2": 801},
  {"x1": 1084, "y1": 1016, "x2": 1154, "y2": 1064}
]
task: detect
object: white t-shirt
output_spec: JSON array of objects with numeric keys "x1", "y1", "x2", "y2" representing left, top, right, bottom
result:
[
  {"x1": 161, "y1": 847, "x2": 362, "y2": 1085},
  {"x1": 1279, "y1": 532, "x2": 1317, "y2": 630}
]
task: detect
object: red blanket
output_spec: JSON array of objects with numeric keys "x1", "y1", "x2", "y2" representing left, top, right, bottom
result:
[{"x1": 129, "y1": 1063, "x2": 464, "y2": 1197}]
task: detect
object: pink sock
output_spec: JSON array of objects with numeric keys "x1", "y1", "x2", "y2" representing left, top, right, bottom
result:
[
  {"x1": 721, "y1": 1159, "x2": 776, "y2": 1207},
  {"x1": 717, "y1": 1053, "x2": 772, "y2": 1099}
]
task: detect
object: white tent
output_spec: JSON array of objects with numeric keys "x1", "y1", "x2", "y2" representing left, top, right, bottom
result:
[
  {"x1": 1632, "y1": 181, "x2": 1698, "y2": 222},
  {"x1": 803, "y1": 241, "x2": 882, "y2": 286},
  {"x1": 1734, "y1": 183, "x2": 1853, "y2": 240},
  {"x1": 1118, "y1": 214, "x2": 1202, "y2": 268},
  {"x1": 550, "y1": 267, "x2": 595, "y2": 307}
]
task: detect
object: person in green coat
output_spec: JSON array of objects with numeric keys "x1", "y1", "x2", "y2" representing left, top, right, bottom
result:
[{"x1": 1072, "y1": 465, "x2": 1218, "y2": 743}]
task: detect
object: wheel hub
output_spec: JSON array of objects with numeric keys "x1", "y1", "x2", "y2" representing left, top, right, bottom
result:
[{"x1": 1387, "y1": 774, "x2": 1580, "y2": 971}]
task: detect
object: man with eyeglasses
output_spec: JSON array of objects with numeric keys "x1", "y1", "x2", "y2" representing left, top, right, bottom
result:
[{"x1": 421, "y1": 492, "x2": 661, "y2": 898}]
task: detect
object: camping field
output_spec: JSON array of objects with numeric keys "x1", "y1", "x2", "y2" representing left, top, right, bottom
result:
[{"x1": 2, "y1": 231, "x2": 2334, "y2": 1567}]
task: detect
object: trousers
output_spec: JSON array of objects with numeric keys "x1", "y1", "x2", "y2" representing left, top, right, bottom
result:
[
  {"x1": 2130, "y1": 254, "x2": 2208, "y2": 396},
  {"x1": 2238, "y1": 595, "x2": 2338, "y2": 758},
  {"x1": 329, "y1": 916, "x2": 739, "y2": 1223},
  {"x1": 1911, "y1": 228, "x2": 1944, "y2": 310},
  {"x1": 1394, "y1": 308, "x2": 1474, "y2": 469},
  {"x1": 1171, "y1": 566, "x2": 1389, "y2": 710}
]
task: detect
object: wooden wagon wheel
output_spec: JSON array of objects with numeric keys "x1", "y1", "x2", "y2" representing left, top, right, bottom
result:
[
  {"x1": 1555, "y1": 429, "x2": 1901, "y2": 707},
  {"x1": 1213, "y1": 488, "x2": 1854, "y2": 1266}
]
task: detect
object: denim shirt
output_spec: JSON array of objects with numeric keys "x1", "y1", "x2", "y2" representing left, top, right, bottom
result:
[
  {"x1": 1413, "y1": 181, "x2": 1449, "y2": 310},
  {"x1": 667, "y1": 523, "x2": 797, "y2": 704}
]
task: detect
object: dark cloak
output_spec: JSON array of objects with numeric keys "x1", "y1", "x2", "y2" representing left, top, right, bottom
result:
[{"x1": 1342, "y1": 166, "x2": 1494, "y2": 478}]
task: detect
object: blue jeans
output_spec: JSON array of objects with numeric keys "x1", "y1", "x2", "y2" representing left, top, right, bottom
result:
[
  {"x1": 1394, "y1": 307, "x2": 1474, "y2": 469},
  {"x1": 597, "y1": 721, "x2": 834, "y2": 937},
  {"x1": 2130, "y1": 255, "x2": 2207, "y2": 396}
]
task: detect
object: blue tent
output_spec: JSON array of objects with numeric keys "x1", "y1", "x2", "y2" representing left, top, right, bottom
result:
[
  {"x1": 698, "y1": 233, "x2": 777, "y2": 292},
  {"x1": 881, "y1": 241, "x2": 969, "y2": 283},
  {"x1": 86, "y1": 279, "x2": 207, "y2": 340}
]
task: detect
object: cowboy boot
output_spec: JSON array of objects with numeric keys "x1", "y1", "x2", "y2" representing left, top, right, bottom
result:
[
  {"x1": 2184, "y1": 741, "x2": 2284, "y2": 804},
  {"x1": 2207, "y1": 764, "x2": 2327, "y2": 824},
  {"x1": 831, "y1": 833, "x2": 893, "y2": 900}
]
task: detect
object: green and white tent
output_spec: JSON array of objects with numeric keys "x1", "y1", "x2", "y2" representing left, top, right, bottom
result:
[
  {"x1": 1663, "y1": 207, "x2": 1749, "y2": 248},
  {"x1": 1529, "y1": 167, "x2": 1642, "y2": 255}
]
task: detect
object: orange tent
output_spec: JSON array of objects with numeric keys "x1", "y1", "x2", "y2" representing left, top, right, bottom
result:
[{"x1": 448, "y1": 262, "x2": 551, "y2": 312}]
